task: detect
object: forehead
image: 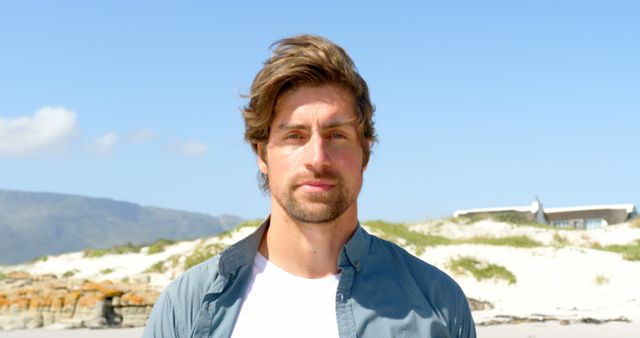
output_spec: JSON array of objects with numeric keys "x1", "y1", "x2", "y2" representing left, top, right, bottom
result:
[{"x1": 273, "y1": 84, "x2": 357, "y2": 127}]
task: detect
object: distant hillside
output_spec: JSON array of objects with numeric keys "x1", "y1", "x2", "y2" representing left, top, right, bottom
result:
[{"x1": 0, "y1": 189, "x2": 242, "y2": 264}]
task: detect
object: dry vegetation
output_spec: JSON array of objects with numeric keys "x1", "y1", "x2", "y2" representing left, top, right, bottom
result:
[
  {"x1": 364, "y1": 221, "x2": 543, "y2": 255},
  {"x1": 448, "y1": 256, "x2": 517, "y2": 284}
]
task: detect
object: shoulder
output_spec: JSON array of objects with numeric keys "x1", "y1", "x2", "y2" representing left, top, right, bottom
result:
[
  {"x1": 164, "y1": 254, "x2": 223, "y2": 301},
  {"x1": 365, "y1": 233, "x2": 476, "y2": 337},
  {"x1": 367, "y1": 233, "x2": 458, "y2": 288},
  {"x1": 367, "y1": 233, "x2": 472, "y2": 316},
  {"x1": 143, "y1": 254, "x2": 222, "y2": 338}
]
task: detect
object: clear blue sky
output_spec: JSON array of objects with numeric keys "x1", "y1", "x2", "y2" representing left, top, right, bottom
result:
[{"x1": 1, "y1": 1, "x2": 638, "y2": 222}]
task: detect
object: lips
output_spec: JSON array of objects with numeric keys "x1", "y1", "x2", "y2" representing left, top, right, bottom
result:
[{"x1": 297, "y1": 181, "x2": 335, "y2": 192}]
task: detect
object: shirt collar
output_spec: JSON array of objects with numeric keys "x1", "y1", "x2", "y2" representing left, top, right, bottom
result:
[
  {"x1": 218, "y1": 216, "x2": 371, "y2": 275},
  {"x1": 339, "y1": 222, "x2": 371, "y2": 272},
  {"x1": 218, "y1": 216, "x2": 269, "y2": 276}
]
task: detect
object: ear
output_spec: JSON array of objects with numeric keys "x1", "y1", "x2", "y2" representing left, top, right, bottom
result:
[
  {"x1": 361, "y1": 140, "x2": 372, "y2": 172},
  {"x1": 257, "y1": 143, "x2": 268, "y2": 175}
]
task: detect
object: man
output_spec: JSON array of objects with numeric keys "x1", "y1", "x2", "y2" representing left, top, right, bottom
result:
[{"x1": 143, "y1": 34, "x2": 476, "y2": 338}]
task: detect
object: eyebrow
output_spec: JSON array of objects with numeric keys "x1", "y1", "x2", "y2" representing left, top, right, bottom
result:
[{"x1": 276, "y1": 118, "x2": 358, "y2": 131}]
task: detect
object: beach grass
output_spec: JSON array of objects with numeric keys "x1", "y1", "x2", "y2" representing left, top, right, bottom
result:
[
  {"x1": 236, "y1": 219, "x2": 263, "y2": 229},
  {"x1": 83, "y1": 242, "x2": 142, "y2": 258},
  {"x1": 594, "y1": 274, "x2": 609, "y2": 285},
  {"x1": 183, "y1": 243, "x2": 227, "y2": 270},
  {"x1": 218, "y1": 219, "x2": 263, "y2": 239},
  {"x1": 62, "y1": 269, "x2": 78, "y2": 278},
  {"x1": 364, "y1": 220, "x2": 543, "y2": 254},
  {"x1": 464, "y1": 235, "x2": 543, "y2": 248},
  {"x1": 144, "y1": 261, "x2": 167, "y2": 273},
  {"x1": 600, "y1": 240, "x2": 640, "y2": 261},
  {"x1": 30, "y1": 255, "x2": 49, "y2": 263},
  {"x1": 448, "y1": 256, "x2": 517, "y2": 284},
  {"x1": 553, "y1": 233, "x2": 569, "y2": 246},
  {"x1": 453, "y1": 212, "x2": 557, "y2": 229},
  {"x1": 364, "y1": 220, "x2": 453, "y2": 254},
  {"x1": 146, "y1": 239, "x2": 175, "y2": 255}
]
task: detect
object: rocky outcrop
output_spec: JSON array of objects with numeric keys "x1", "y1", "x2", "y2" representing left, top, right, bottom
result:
[
  {"x1": 468, "y1": 297, "x2": 494, "y2": 311},
  {"x1": 0, "y1": 271, "x2": 159, "y2": 330},
  {"x1": 477, "y1": 314, "x2": 631, "y2": 326}
]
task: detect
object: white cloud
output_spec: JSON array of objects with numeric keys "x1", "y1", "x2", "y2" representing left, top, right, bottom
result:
[
  {"x1": 0, "y1": 106, "x2": 77, "y2": 157},
  {"x1": 128, "y1": 128, "x2": 153, "y2": 143},
  {"x1": 88, "y1": 132, "x2": 119, "y2": 158},
  {"x1": 170, "y1": 140, "x2": 208, "y2": 157}
]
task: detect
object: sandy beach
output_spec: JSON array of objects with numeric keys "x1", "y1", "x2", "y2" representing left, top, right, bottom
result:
[
  {"x1": 477, "y1": 321, "x2": 640, "y2": 338},
  {"x1": 0, "y1": 327, "x2": 143, "y2": 338},
  {"x1": 1, "y1": 322, "x2": 639, "y2": 338}
]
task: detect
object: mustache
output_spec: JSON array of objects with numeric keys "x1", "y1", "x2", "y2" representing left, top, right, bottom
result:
[{"x1": 291, "y1": 169, "x2": 341, "y2": 184}]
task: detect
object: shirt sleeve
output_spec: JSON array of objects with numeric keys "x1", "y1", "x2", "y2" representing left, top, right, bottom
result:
[
  {"x1": 142, "y1": 289, "x2": 185, "y2": 338},
  {"x1": 450, "y1": 295, "x2": 477, "y2": 338}
]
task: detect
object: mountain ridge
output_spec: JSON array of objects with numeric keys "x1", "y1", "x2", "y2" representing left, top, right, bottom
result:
[{"x1": 0, "y1": 189, "x2": 242, "y2": 264}]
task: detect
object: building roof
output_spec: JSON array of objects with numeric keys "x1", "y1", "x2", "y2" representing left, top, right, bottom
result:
[
  {"x1": 453, "y1": 201, "x2": 636, "y2": 218},
  {"x1": 544, "y1": 204, "x2": 636, "y2": 214},
  {"x1": 453, "y1": 204, "x2": 537, "y2": 217}
]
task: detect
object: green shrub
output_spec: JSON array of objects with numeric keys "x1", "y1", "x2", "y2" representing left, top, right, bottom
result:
[
  {"x1": 84, "y1": 242, "x2": 142, "y2": 258},
  {"x1": 84, "y1": 249, "x2": 109, "y2": 258},
  {"x1": 364, "y1": 221, "x2": 543, "y2": 252},
  {"x1": 237, "y1": 219, "x2": 263, "y2": 229},
  {"x1": 456, "y1": 212, "x2": 552, "y2": 228},
  {"x1": 62, "y1": 269, "x2": 78, "y2": 278},
  {"x1": 590, "y1": 242, "x2": 603, "y2": 250},
  {"x1": 216, "y1": 230, "x2": 233, "y2": 239},
  {"x1": 601, "y1": 240, "x2": 640, "y2": 261},
  {"x1": 217, "y1": 219, "x2": 263, "y2": 239},
  {"x1": 492, "y1": 212, "x2": 533, "y2": 225},
  {"x1": 448, "y1": 217, "x2": 467, "y2": 225},
  {"x1": 448, "y1": 256, "x2": 516, "y2": 284},
  {"x1": 594, "y1": 275, "x2": 609, "y2": 285},
  {"x1": 145, "y1": 261, "x2": 167, "y2": 273},
  {"x1": 465, "y1": 235, "x2": 542, "y2": 248},
  {"x1": 147, "y1": 239, "x2": 175, "y2": 255},
  {"x1": 552, "y1": 233, "x2": 569, "y2": 246},
  {"x1": 455, "y1": 214, "x2": 487, "y2": 224},
  {"x1": 0, "y1": 272, "x2": 6, "y2": 280},
  {"x1": 183, "y1": 243, "x2": 227, "y2": 270},
  {"x1": 31, "y1": 255, "x2": 49, "y2": 263},
  {"x1": 100, "y1": 268, "x2": 114, "y2": 275},
  {"x1": 364, "y1": 221, "x2": 452, "y2": 254},
  {"x1": 170, "y1": 254, "x2": 180, "y2": 268}
]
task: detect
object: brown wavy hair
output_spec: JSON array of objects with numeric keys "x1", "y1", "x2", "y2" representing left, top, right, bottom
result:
[{"x1": 242, "y1": 34, "x2": 377, "y2": 192}]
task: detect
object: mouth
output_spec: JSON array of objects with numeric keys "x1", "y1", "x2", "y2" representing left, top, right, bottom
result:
[{"x1": 297, "y1": 181, "x2": 336, "y2": 193}]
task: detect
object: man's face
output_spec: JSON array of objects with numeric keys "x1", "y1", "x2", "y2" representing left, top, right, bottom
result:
[{"x1": 259, "y1": 84, "x2": 366, "y2": 224}]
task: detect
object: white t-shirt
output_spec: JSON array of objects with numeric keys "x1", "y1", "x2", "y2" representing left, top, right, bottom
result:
[{"x1": 230, "y1": 252, "x2": 341, "y2": 338}]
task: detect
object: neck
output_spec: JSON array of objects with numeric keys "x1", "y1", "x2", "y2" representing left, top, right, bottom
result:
[{"x1": 258, "y1": 202, "x2": 358, "y2": 279}]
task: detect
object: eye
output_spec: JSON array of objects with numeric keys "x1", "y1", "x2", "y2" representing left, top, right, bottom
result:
[
  {"x1": 284, "y1": 132, "x2": 304, "y2": 141},
  {"x1": 329, "y1": 132, "x2": 347, "y2": 139}
]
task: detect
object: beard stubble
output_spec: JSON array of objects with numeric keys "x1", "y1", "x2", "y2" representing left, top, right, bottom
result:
[{"x1": 275, "y1": 169, "x2": 358, "y2": 224}]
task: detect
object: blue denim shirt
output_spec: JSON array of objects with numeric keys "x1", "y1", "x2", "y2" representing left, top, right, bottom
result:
[{"x1": 143, "y1": 218, "x2": 476, "y2": 338}]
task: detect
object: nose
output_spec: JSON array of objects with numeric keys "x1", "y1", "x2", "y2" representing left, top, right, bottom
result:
[{"x1": 304, "y1": 133, "x2": 331, "y2": 172}]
